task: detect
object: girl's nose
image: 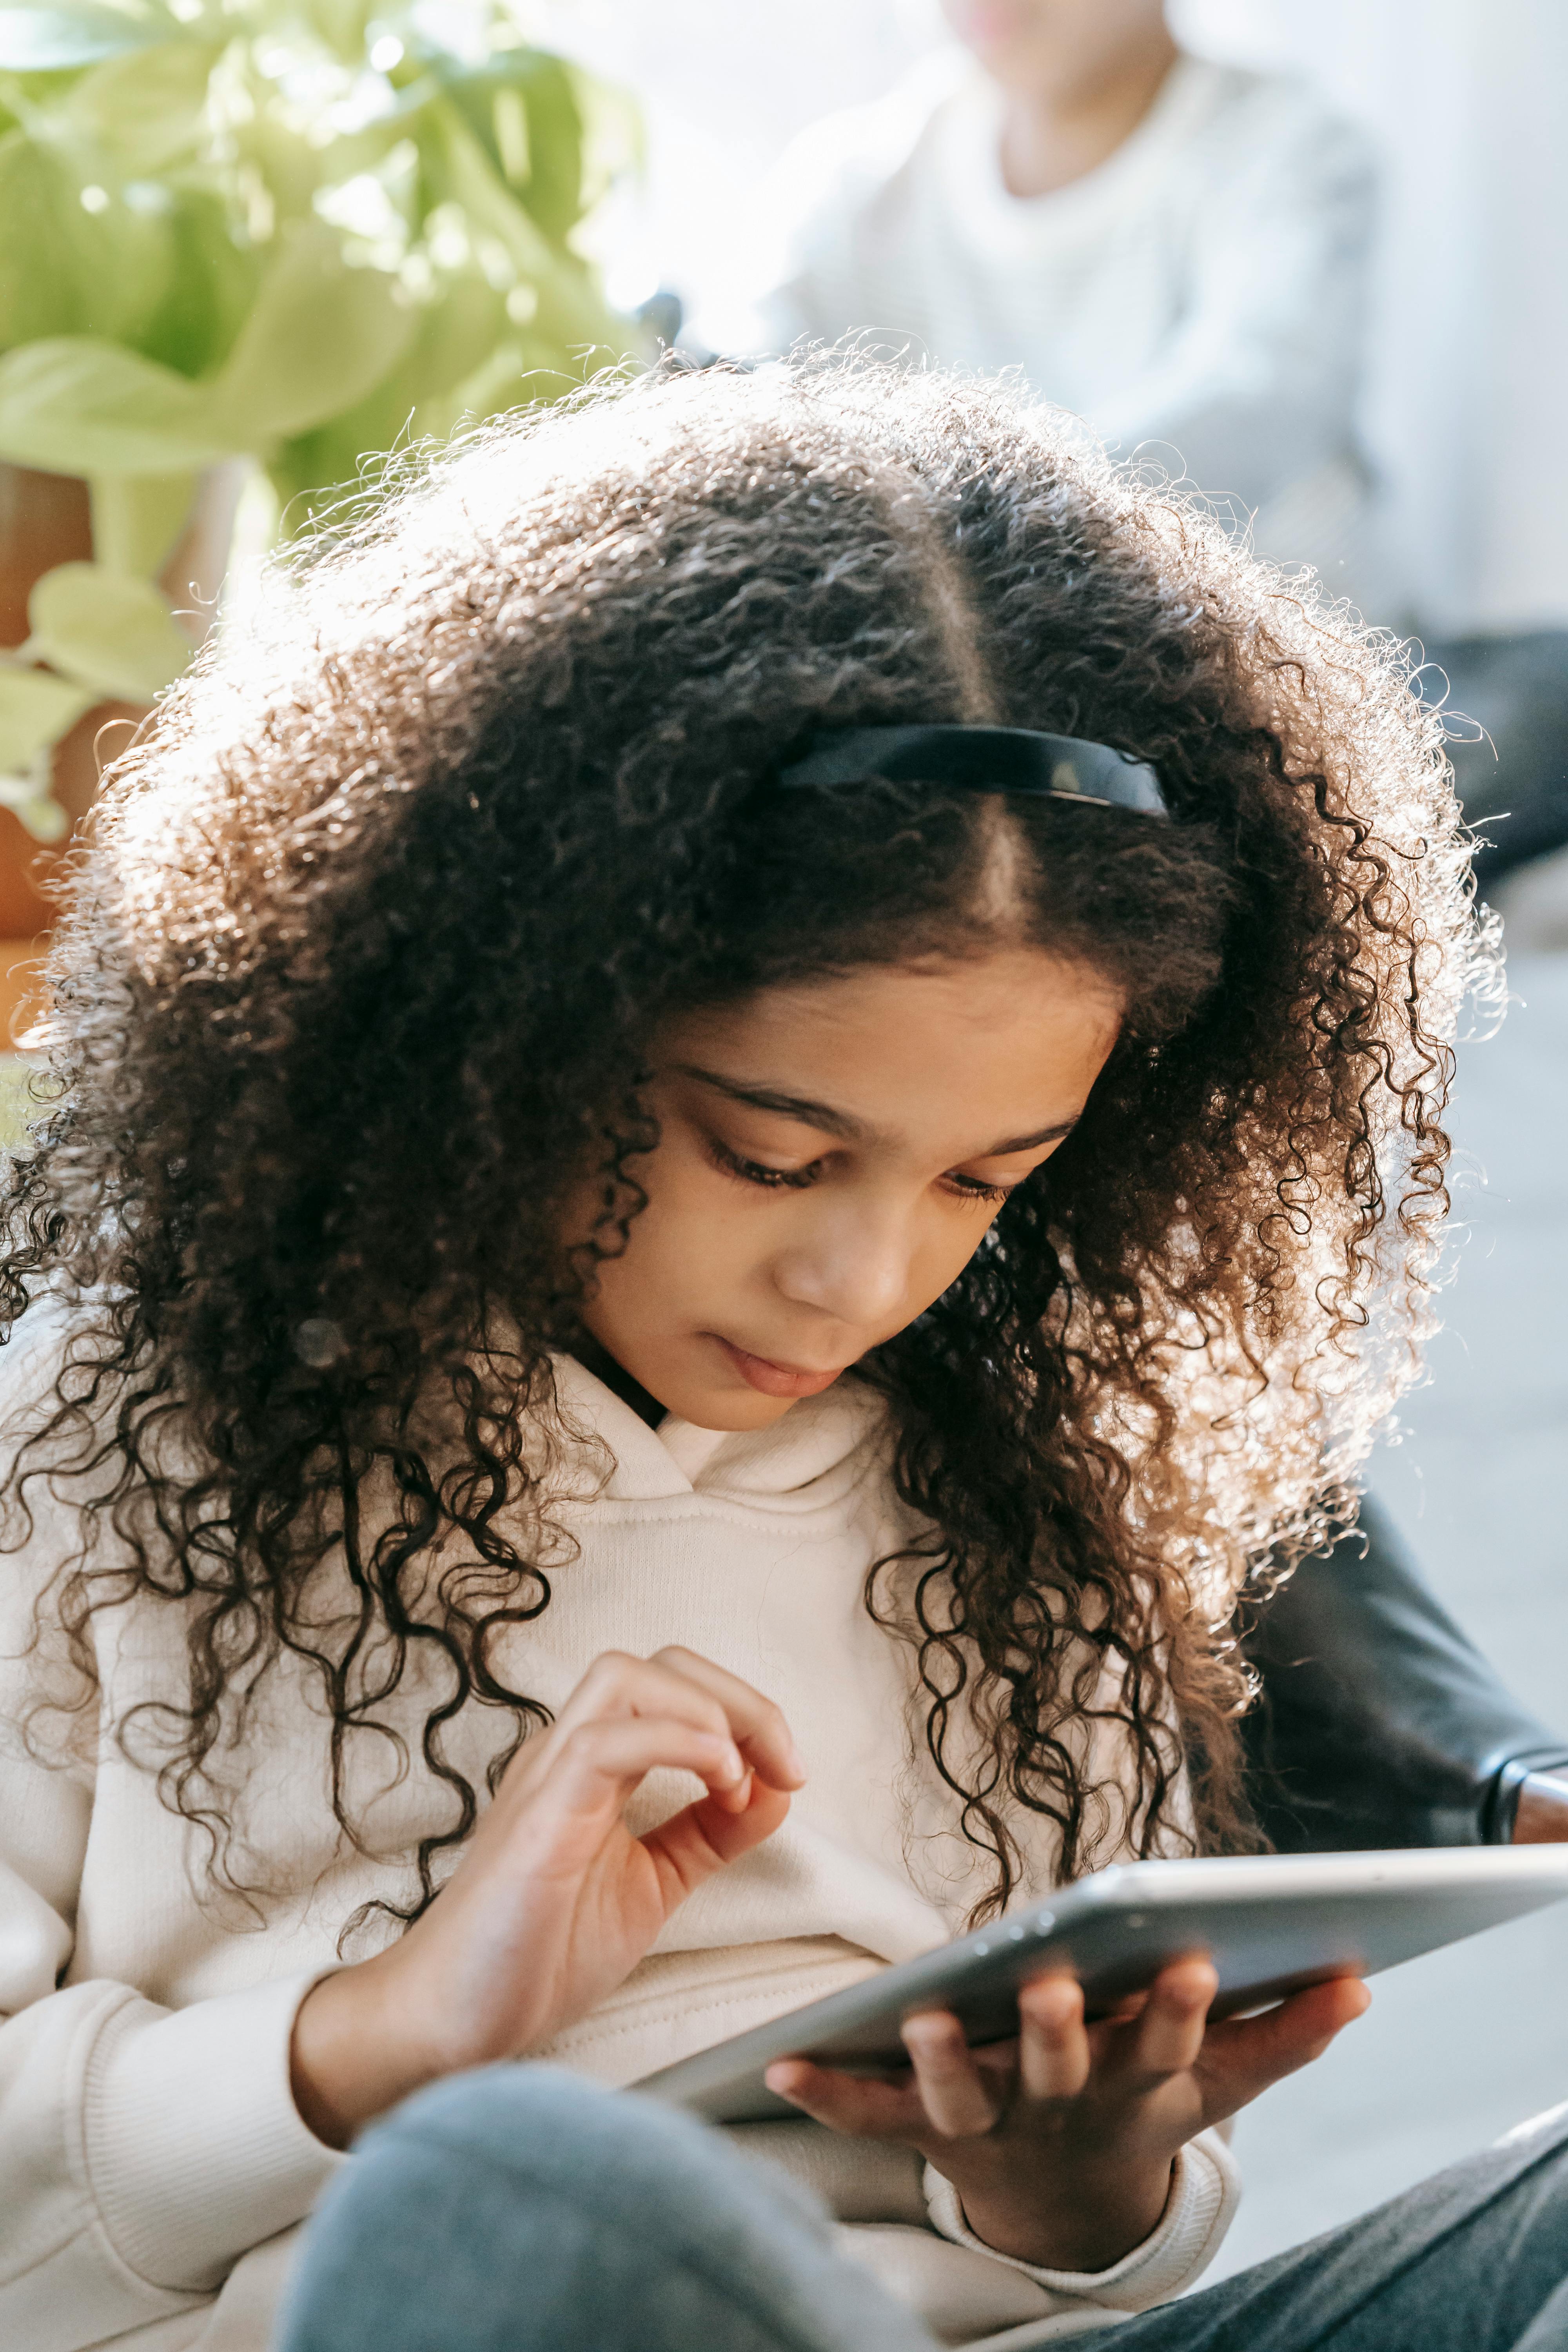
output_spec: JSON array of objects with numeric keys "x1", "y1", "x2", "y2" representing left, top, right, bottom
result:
[{"x1": 771, "y1": 1202, "x2": 914, "y2": 1331}]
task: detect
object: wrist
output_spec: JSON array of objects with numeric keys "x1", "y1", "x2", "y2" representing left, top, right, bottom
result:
[
  {"x1": 951, "y1": 2153, "x2": 1174, "y2": 2272},
  {"x1": 290, "y1": 1956, "x2": 445, "y2": 2149}
]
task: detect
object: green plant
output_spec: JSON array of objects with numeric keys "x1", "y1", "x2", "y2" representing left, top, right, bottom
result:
[{"x1": 0, "y1": 0, "x2": 642, "y2": 837}]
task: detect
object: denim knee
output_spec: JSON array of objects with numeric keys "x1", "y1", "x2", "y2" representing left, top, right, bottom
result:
[
  {"x1": 373, "y1": 2063, "x2": 829, "y2": 2223},
  {"x1": 275, "y1": 2065, "x2": 933, "y2": 2352}
]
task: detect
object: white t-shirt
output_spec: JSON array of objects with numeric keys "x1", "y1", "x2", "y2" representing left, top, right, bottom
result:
[{"x1": 721, "y1": 51, "x2": 1395, "y2": 609}]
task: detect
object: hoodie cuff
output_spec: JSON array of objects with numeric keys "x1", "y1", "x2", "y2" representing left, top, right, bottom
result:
[
  {"x1": 923, "y1": 2127, "x2": 1240, "y2": 2312},
  {"x1": 82, "y1": 1971, "x2": 347, "y2": 2293}
]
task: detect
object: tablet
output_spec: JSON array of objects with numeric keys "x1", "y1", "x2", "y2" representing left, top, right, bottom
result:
[{"x1": 634, "y1": 1846, "x2": 1568, "y2": 2125}]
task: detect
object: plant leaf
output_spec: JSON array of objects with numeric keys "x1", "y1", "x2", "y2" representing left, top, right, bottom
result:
[
  {"x1": 137, "y1": 187, "x2": 263, "y2": 379},
  {"x1": 263, "y1": 265, "x2": 503, "y2": 518},
  {"x1": 380, "y1": 265, "x2": 506, "y2": 408},
  {"x1": 439, "y1": 53, "x2": 583, "y2": 242},
  {"x1": 0, "y1": 128, "x2": 82, "y2": 347},
  {"x1": 64, "y1": 38, "x2": 218, "y2": 173},
  {"x1": 88, "y1": 470, "x2": 196, "y2": 577},
  {"x1": 515, "y1": 54, "x2": 585, "y2": 243},
  {"x1": 0, "y1": 118, "x2": 191, "y2": 357},
  {"x1": 294, "y1": 0, "x2": 379, "y2": 67},
  {"x1": 26, "y1": 560, "x2": 192, "y2": 701},
  {"x1": 0, "y1": 664, "x2": 93, "y2": 768},
  {"x1": 210, "y1": 220, "x2": 417, "y2": 443},
  {"x1": 0, "y1": 335, "x2": 237, "y2": 471},
  {"x1": 0, "y1": 772, "x2": 70, "y2": 842},
  {"x1": 0, "y1": 5, "x2": 163, "y2": 73},
  {"x1": 431, "y1": 103, "x2": 626, "y2": 354},
  {"x1": 568, "y1": 60, "x2": 644, "y2": 219}
]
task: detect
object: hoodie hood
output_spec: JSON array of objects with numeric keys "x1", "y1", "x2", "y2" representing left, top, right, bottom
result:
[{"x1": 550, "y1": 1352, "x2": 891, "y2": 1517}]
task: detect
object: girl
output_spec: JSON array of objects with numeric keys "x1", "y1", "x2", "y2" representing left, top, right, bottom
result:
[{"x1": 1, "y1": 359, "x2": 1561, "y2": 2352}]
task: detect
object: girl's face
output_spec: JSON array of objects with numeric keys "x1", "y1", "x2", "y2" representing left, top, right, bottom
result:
[{"x1": 569, "y1": 949, "x2": 1123, "y2": 1431}]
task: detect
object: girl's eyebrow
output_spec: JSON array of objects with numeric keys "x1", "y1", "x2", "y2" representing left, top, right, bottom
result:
[
  {"x1": 673, "y1": 1063, "x2": 868, "y2": 1141},
  {"x1": 987, "y1": 1118, "x2": 1079, "y2": 1154},
  {"x1": 672, "y1": 1064, "x2": 1078, "y2": 1156}
]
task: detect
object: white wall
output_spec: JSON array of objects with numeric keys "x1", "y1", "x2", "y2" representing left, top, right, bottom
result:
[
  {"x1": 536, "y1": 0, "x2": 938, "y2": 327},
  {"x1": 543, "y1": 0, "x2": 1568, "y2": 632},
  {"x1": 1172, "y1": 0, "x2": 1568, "y2": 631}
]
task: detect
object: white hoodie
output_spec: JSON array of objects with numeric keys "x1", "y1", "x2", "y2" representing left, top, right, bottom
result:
[{"x1": 0, "y1": 1331, "x2": 1237, "y2": 2350}]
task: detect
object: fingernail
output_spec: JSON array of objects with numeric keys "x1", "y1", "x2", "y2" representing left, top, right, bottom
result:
[{"x1": 784, "y1": 1738, "x2": 808, "y2": 1782}]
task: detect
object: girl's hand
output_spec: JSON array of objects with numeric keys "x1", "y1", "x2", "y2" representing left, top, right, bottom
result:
[
  {"x1": 766, "y1": 1959, "x2": 1370, "y2": 2272},
  {"x1": 291, "y1": 1646, "x2": 803, "y2": 2147}
]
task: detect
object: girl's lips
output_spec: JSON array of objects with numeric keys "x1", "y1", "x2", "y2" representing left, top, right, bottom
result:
[{"x1": 711, "y1": 1337, "x2": 846, "y2": 1399}]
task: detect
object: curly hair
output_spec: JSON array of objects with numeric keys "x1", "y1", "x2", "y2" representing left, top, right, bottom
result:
[{"x1": 0, "y1": 357, "x2": 1484, "y2": 1931}]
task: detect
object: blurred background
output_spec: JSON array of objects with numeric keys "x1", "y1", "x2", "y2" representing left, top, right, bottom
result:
[
  {"x1": 2, "y1": 0, "x2": 1565, "y2": 2292},
  {"x1": 541, "y1": 0, "x2": 1568, "y2": 642}
]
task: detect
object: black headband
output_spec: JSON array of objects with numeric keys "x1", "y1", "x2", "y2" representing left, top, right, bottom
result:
[{"x1": 776, "y1": 724, "x2": 1168, "y2": 818}]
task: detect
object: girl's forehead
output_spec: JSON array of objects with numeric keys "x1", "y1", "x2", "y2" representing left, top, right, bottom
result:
[
  {"x1": 655, "y1": 951, "x2": 1124, "y2": 1148},
  {"x1": 666, "y1": 950, "x2": 1122, "y2": 1045}
]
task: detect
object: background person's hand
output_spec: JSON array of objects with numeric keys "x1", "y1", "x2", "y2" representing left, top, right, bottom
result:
[
  {"x1": 766, "y1": 1959, "x2": 1370, "y2": 2272},
  {"x1": 1514, "y1": 1772, "x2": 1568, "y2": 1842},
  {"x1": 291, "y1": 1646, "x2": 803, "y2": 2147}
]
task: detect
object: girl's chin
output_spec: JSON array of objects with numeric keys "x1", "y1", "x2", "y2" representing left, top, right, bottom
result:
[{"x1": 694, "y1": 1393, "x2": 804, "y2": 1432}]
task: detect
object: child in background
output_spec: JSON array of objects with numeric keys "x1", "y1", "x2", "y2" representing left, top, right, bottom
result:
[
  {"x1": 2, "y1": 359, "x2": 1563, "y2": 2352},
  {"x1": 732, "y1": 0, "x2": 1393, "y2": 609}
]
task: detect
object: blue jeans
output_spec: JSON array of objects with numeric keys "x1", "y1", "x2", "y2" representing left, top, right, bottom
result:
[{"x1": 273, "y1": 2068, "x2": 1568, "y2": 2352}]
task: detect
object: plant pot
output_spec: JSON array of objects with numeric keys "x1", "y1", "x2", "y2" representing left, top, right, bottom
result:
[{"x1": 0, "y1": 457, "x2": 243, "y2": 1047}]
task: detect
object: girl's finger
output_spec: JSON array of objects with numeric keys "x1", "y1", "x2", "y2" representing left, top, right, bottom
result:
[
  {"x1": 649, "y1": 1645, "x2": 808, "y2": 1790},
  {"x1": 644, "y1": 1774, "x2": 794, "y2": 1895},
  {"x1": 530, "y1": 1714, "x2": 750, "y2": 1834},
  {"x1": 1198, "y1": 1975, "x2": 1371, "y2": 2118},
  {"x1": 900, "y1": 2009, "x2": 1002, "y2": 2138},
  {"x1": 1124, "y1": 1958, "x2": 1218, "y2": 2080},
  {"x1": 1017, "y1": 1971, "x2": 1092, "y2": 2101},
  {"x1": 566, "y1": 1651, "x2": 775, "y2": 1761},
  {"x1": 497, "y1": 1648, "x2": 805, "y2": 1815},
  {"x1": 764, "y1": 2057, "x2": 929, "y2": 2140},
  {"x1": 494, "y1": 1650, "x2": 742, "y2": 1805}
]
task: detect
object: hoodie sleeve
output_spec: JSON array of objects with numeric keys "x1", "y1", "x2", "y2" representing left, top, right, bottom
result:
[
  {"x1": 923, "y1": 2126, "x2": 1241, "y2": 2317},
  {"x1": 0, "y1": 1316, "x2": 344, "y2": 2350},
  {"x1": 0, "y1": 1971, "x2": 344, "y2": 2346}
]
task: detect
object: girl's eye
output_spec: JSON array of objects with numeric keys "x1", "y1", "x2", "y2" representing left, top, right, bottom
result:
[
  {"x1": 705, "y1": 1136, "x2": 820, "y2": 1191},
  {"x1": 943, "y1": 1173, "x2": 1013, "y2": 1208}
]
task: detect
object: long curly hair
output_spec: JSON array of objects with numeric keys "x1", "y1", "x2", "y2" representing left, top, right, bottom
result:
[{"x1": 0, "y1": 358, "x2": 1484, "y2": 1929}]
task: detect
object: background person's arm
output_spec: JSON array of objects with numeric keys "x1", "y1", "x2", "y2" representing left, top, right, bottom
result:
[
  {"x1": 1089, "y1": 93, "x2": 1376, "y2": 516},
  {"x1": 1241, "y1": 1494, "x2": 1568, "y2": 1852}
]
